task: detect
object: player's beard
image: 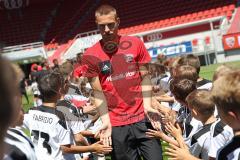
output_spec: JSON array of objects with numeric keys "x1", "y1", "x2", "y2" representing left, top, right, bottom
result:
[
  {"x1": 103, "y1": 41, "x2": 118, "y2": 54},
  {"x1": 102, "y1": 33, "x2": 119, "y2": 54}
]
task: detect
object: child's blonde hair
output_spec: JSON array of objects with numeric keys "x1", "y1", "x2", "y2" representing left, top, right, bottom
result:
[
  {"x1": 187, "y1": 89, "x2": 215, "y2": 116},
  {"x1": 211, "y1": 70, "x2": 240, "y2": 112}
]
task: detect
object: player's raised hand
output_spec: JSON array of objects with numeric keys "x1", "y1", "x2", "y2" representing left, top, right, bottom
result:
[
  {"x1": 95, "y1": 122, "x2": 112, "y2": 147},
  {"x1": 145, "y1": 107, "x2": 162, "y2": 130}
]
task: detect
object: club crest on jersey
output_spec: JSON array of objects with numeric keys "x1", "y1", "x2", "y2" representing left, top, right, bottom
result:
[
  {"x1": 99, "y1": 60, "x2": 112, "y2": 75},
  {"x1": 124, "y1": 54, "x2": 134, "y2": 63}
]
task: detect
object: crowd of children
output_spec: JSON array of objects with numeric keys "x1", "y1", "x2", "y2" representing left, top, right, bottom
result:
[{"x1": 1, "y1": 52, "x2": 240, "y2": 160}]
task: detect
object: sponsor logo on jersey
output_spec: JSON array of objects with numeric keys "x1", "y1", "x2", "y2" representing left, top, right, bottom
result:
[
  {"x1": 99, "y1": 60, "x2": 111, "y2": 75},
  {"x1": 106, "y1": 71, "x2": 136, "y2": 82},
  {"x1": 124, "y1": 54, "x2": 134, "y2": 62}
]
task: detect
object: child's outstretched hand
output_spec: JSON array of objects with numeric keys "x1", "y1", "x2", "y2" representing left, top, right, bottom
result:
[
  {"x1": 91, "y1": 141, "x2": 112, "y2": 154},
  {"x1": 165, "y1": 143, "x2": 197, "y2": 160},
  {"x1": 146, "y1": 129, "x2": 163, "y2": 139},
  {"x1": 165, "y1": 122, "x2": 182, "y2": 138}
]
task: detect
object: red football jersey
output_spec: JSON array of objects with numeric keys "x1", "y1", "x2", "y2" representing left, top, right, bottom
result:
[{"x1": 82, "y1": 36, "x2": 151, "y2": 126}]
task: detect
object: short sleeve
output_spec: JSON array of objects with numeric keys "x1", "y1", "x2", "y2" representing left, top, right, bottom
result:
[
  {"x1": 57, "y1": 122, "x2": 71, "y2": 145},
  {"x1": 56, "y1": 100, "x2": 86, "y2": 135},
  {"x1": 136, "y1": 38, "x2": 151, "y2": 64},
  {"x1": 81, "y1": 53, "x2": 101, "y2": 78}
]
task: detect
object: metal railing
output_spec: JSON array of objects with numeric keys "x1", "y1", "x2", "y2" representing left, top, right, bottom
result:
[{"x1": 1, "y1": 42, "x2": 44, "y2": 53}]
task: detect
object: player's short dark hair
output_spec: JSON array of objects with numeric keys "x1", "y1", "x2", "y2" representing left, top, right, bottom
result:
[
  {"x1": 170, "y1": 78, "x2": 196, "y2": 103},
  {"x1": 95, "y1": 4, "x2": 118, "y2": 19},
  {"x1": 38, "y1": 71, "x2": 64, "y2": 102}
]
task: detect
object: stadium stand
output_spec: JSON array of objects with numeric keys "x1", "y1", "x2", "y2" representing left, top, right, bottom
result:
[
  {"x1": 0, "y1": 0, "x2": 237, "y2": 49},
  {"x1": 45, "y1": 0, "x2": 96, "y2": 43},
  {"x1": 116, "y1": 1, "x2": 236, "y2": 35},
  {"x1": 0, "y1": 2, "x2": 57, "y2": 46}
]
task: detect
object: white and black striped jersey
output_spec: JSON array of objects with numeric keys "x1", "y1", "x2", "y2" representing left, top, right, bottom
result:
[
  {"x1": 4, "y1": 128, "x2": 37, "y2": 160},
  {"x1": 158, "y1": 72, "x2": 171, "y2": 92},
  {"x1": 209, "y1": 119, "x2": 233, "y2": 158},
  {"x1": 63, "y1": 95, "x2": 93, "y2": 129},
  {"x1": 216, "y1": 135, "x2": 240, "y2": 160},
  {"x1": 56, "y1": 100, "x2": 86, "y2": 134},
  {"x1": 190, "y1": 119, "x2": 233, "y2": 160},
  {"x1": 183, "y1": 115, "x2": 203, "y2": 147},
  {"x1": 196, "y1": 79, "x2": 212, "y2": 90},
  {"x1": 176, "y1": 106, "x2": 203, "y2": 146},
  {"x1": 183, "y1": 116, "x2": 203, "y2": 146},
  {"x1": 67, "y1": 84, "x2": 82, "y2": 96},
  {"x1": 189, "y1": 122, "x2": 212, "y2": 160},
  {"x1": 56, "y1": 100, "x2": 88, "y2": 160},
  {"x1": 24, "y1": 105, "x2": 75, "y2": 160},
  {"x1": 175, "y1": 78, "x2": 213, "y2": 146}
]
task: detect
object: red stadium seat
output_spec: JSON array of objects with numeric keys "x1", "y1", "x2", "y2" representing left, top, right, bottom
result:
[
  {"x1": 222, "y1": 6, "x2": 228, "y2": 12},
  {"x1": 1, "y1": 0, "x2": 237, "y2": 46},
  {"x1": 197, "y1": 11, "x2": 204, "y2": 18},
  {"x1": 216, "y1": 7, "x2": 222, "y2": 13},
  {"x1": 228, "y1": 4, "x2": 235, "y2": 11},
  {"x1": 185, "y1": 14, "x2": 192, "y2": 20},
  {"x1": 192, "y1": 13, "x2": 198, "y2": 19}
]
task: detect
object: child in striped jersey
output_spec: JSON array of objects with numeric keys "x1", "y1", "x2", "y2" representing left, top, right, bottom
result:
[
  {"x1": 146, "y1": 78, "x2": 201, "y2": 147},
  {"x1": 165, "y1": 89, "x2": 233, "y2": 160},
  {"x1": 5, "y1": 107, "x2": 37, "y2": 160},
  {"x1": 0, "y1": 56, "x2": 15, "y2": 160},
  {"x1": 212, "y1": 70, "x2": 240, "y2": 160},
  {"x1": 186, "y1": 90, "x2": 232, "y2": 159},
  {"x1": 1, "y1": 61, "x2": 37, "y2": 160},
  {"x1": 56, "y1": 62, "x2": 101, "y2": 159},
  {"x1": 24, "y1": 71, "x2": 112, "y2": 160}
]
